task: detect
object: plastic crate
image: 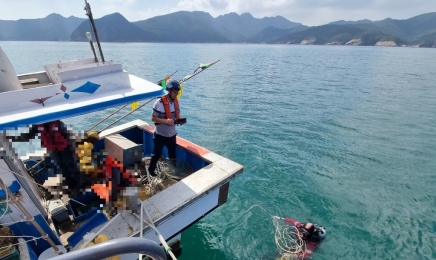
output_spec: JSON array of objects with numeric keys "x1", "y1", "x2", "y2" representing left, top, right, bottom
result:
[
  {"x1": 68, "y1": 192, "x2": 105, "y2": 223},
  {"x1": 48, "y1": 199, "x2": 70, "y2": 223}
]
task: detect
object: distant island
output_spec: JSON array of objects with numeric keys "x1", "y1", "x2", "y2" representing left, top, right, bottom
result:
[{"x1": 0, "y1": 11, "x2": 435, "y2": 47}]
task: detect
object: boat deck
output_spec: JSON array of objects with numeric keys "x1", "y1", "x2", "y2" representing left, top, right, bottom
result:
[{"x1": 19, "y1": 119, "x2": 242, "y2": 257}]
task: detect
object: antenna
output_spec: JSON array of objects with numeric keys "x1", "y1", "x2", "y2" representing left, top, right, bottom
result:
[
  {"x1": 84, "y1": 0, "x2": 105, "y2": 63},
  {"x1": 86, "y1": 32, "x2": 99, "y2": 62}
]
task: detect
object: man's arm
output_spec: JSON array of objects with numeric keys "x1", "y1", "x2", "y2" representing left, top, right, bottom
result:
[
  {"x1": 151, "y1": 100, "x2": 174, "y2": 125},
  {"x1": 7, "y1": 125, "x2": 39, "y2": 142},
  {"x1": 151, "y1": 115, "x2": 174, "y2": 125}
]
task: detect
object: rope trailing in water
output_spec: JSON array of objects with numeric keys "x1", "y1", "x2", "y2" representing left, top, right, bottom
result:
[
  {"x1": 245, "y1": 205, "x2": 306, "y2": 260},
  {"x1": 272, "y1": 216, "x2": 305, "y2": 260}
]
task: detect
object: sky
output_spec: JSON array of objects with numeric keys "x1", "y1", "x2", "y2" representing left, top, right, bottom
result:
[{"x1": 0, "y1": 0, "x2": 435, "y2": 26}]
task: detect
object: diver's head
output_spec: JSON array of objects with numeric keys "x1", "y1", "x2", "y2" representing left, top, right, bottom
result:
[
  {"x1": 317, "y1": 226, "x2": 327, "y2": 239},
  {"x1": 304, "y1": 223, "x2": 315, "y2": 234}
]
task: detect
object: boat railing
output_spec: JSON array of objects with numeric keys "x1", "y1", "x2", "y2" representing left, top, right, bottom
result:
[{"x1": 49, "y1": 237, "x2": 166, "y2": 260}]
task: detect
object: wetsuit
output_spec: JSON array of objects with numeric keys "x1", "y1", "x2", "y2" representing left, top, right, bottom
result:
[{"x1": 281, "y1": 218, "x2": 325, "y2": 259}]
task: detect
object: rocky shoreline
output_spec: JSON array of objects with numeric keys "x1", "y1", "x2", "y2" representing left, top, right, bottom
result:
[{"x1": 285, "y1": 38, "x2": 434, "y2": 47}]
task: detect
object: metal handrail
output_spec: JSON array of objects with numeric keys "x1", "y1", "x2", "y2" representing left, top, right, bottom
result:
[{"x1": 49, "y1": 237, "x2": 167, "y2": 260}]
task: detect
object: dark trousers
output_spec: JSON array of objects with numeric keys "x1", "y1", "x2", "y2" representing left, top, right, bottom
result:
[
  {"x1": 148, "y1": 133, "x2": 176, "y2": 176},
  {"x1": 50, "y1": 145, "x2": 83, "y2": 197}
]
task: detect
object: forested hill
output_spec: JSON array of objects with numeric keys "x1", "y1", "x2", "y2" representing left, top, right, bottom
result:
[
  {"x1": 272, "y1": 12, "x2": 436, "y2": 47},
  {"x1": 1, "y1": 11, "x2": 436, "y2": 47},
  {"x1": 70, "y1": 13, "x2": 162, "y2": 42},
  {"x1": 0, "y1": 14, "x2": 84, "y2": 41}
]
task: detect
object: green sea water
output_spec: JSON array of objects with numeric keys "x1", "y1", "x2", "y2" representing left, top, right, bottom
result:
[{"x1": 2, "y1": 42, "x2": 436, "y2": 259}]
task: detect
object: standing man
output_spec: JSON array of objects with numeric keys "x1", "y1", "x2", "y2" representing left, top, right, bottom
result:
[
  {"x1": 7, "y1": 120, "x2": 83, "y2": 197},
  {"x1": 148, "y1": 79, "x2": 185, "y2": 177}
]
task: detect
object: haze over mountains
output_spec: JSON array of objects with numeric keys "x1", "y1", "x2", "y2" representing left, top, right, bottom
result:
[{"x1": 0, "y1": 11, "x2": 435, "y2": 47}]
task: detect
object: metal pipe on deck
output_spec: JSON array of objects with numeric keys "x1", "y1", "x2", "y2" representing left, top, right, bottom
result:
[{"x1": 49, "y1": 237, "x2": 166, "y2": 260}]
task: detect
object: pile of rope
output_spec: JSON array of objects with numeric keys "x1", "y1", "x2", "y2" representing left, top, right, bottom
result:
[
  {"x1": 139, "y1": 157, "x2": 193, "y2": 199},
  {"x1": 245, "y1": 205, "x2": 306, "y2": 260}
]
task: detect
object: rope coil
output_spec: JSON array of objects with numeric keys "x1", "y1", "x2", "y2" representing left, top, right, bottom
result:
[
  {"x1": 245, "y1": 205, "x2": 307, "y2": 260},
  {"x1": 139, "y1": 157, "x2": 192, "y2": 197}
]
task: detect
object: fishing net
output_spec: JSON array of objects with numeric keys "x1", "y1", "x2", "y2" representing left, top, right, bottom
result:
[
  {"x1": 272, "y1": 217, "x2": 306, "y2": 260},
  {"x1": 245, "y1": 205, "x2": 307, "y2": 260},
  {"x1": 139, "y1": 157, "x2": 193, "y2": 198}
]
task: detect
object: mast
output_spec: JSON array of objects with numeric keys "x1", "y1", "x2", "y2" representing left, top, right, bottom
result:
[
  {"x1": 84, "y1": 0, "x2": 105, "y2": 63},
  {"x1": 86, "y1": 32, "x2": 99, "y2": 62}
]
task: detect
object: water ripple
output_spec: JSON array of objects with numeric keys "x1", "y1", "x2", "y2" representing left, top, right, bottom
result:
[{"x1": 2, "y1": 42, "x2": 436, "y2": 259}]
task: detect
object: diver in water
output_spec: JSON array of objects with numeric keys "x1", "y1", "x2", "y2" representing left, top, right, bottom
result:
[
  {"x1": 280, "y1": 217, "x2": 327, "y2": 243},
  {"x1": 276, "y1": 217, "x2": 327, "y2": 259},
  {"x1": 298, "y1": 222, "x2": 326, "y2": 242},
  {"x1": 293, "y1": 221, "x2": 327, "y2": 258}
]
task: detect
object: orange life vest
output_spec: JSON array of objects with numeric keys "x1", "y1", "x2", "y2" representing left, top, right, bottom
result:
[
  {"x1": 37, "y1": 121, "x2": 68, "y2": 152},
  {"x1": 103, "y1": 155, "x2": 134, "y2": 182},
  {"x1": 160, "y1": 95, "x2": 180, "y2": 120},
  {"x1": 92, "y1": 155, "x2": 135, "y2": 201}
]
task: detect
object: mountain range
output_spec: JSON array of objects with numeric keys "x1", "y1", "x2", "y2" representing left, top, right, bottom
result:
[
  {"x1": 0, "y1": 11, "x2": 435, "y2": 47},
  {"x1": 0, "y1": 13, "x2": 84, "y2": 41}
]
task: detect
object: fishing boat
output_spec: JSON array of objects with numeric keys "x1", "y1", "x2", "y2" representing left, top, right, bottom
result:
[{"x1": 0, "y1": 1, "x2": 243, "y2": 259}]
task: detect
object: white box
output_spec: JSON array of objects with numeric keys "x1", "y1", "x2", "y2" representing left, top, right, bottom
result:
[{"x1": 104, "y1": 134, "x2": 143, "y2": 166}]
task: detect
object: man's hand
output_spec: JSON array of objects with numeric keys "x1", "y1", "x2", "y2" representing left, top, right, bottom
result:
[{"x1": 165, "y1": 119, "x2": 174, "y2": 125}]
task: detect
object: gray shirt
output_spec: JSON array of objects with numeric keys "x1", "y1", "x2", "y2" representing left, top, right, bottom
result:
[{"x1": 152, "y1": 97, "x2": 179, "y2": 137}]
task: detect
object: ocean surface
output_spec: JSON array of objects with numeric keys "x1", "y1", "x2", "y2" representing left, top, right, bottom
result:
[{"x1": 1, "y1": 42, "x2": 436, "y2": 259}]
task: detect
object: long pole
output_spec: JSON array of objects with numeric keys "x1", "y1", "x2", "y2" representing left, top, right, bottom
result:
[
  {"x1": 98, "y1": 98, "x2": 155, "y2": 133},
  {"x1": 84, "y1": 0, "x2": 105, "y2": 62},
  {"x1": 0, "y1": 178, "x2": 62, "y2": 254},
  {"x1": 88, "y1": 70, "x2": 178, "y2": 132},
  {"x1": 179, "y1": 59, "x2": 220, "y2": 83},
  {"x1": 98, "y1": 60, "x2": 221, "y2": 132},
  {"x1": 87, "y1": 104, "x2": 129, "y2": 132}
]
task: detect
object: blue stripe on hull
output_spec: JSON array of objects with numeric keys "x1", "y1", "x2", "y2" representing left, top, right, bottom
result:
[
  {"x1": 8, "y1": 214, "x2": 60, "y2": 256},
  {"x1": 0, "y1": 90, "x2": 164, "y2": 130}
]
